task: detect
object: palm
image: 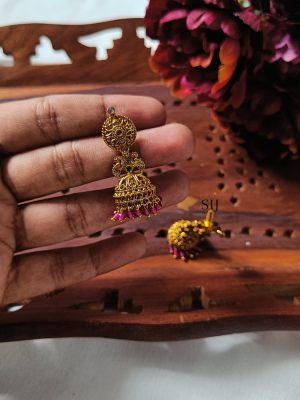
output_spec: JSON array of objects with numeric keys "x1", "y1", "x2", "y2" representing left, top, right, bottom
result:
[{"x1": 0, "y1": 94, "x2": 192, "y2": 306}]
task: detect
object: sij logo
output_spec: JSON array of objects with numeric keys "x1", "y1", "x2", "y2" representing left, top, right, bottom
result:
[{"x1": 201, "y1": 199, "x2": 219, "y2": 212}]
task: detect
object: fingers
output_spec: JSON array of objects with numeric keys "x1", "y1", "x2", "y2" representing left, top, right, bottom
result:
[
  {"x1": 0, "y1": 95, "x2": 166, "y2": 155},
  {"x1": 2, "y1": 233, "x2": 146, "y2": 305},
  {"x1": 3, "y1": 123, "x2": 194, "y2": 201},
  {"x1": 15, "y1": 170, "x2": 189, "y2": 250}
]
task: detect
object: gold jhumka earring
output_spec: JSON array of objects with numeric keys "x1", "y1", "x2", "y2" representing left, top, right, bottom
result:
[{"x1": 102, "y1": 107, "x2": 162, "y2": 222}]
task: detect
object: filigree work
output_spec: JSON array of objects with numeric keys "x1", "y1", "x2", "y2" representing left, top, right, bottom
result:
[
  {"x1": 112, "y1": 152, "x2": 145, "y2": 177},
  {"x1": 167, "y1": 210, "x2": 224, "y2": 261},
  {"x1": 113, "y1": 173, "x2": 161, "y2": 219},
  {"x1": 101, "y1": 107, "x2": 162, "y2": 222},
  {"x1": 102, "y1": 113, "x2": 136, "y2": 151}
]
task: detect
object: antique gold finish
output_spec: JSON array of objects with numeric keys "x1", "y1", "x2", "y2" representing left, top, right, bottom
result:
[
  {"x1": 102, "y1": 107, "x2": 162, "y2": 222},
  {"x1": 167, "y1": 210, "x2": 224, "y2": 261}
]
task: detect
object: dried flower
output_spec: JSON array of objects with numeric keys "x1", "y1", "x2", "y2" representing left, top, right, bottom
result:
[{"x1": 145, "y1": 0, "x2": 300, "y2": 159}]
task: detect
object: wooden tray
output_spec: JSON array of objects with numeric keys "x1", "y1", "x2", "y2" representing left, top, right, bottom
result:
[{"x1": 0, "y1": 20, "x2": 300, "y2": 342}]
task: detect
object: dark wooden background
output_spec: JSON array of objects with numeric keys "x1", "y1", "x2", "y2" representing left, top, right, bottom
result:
[{"x1": 0, "y1": 19, "x2": 300, "y2": 342}]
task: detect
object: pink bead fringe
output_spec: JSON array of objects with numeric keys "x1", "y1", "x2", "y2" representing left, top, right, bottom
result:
[
  {"x1": 168, "y1": 245, "x2": 189, "y2": 260},
  {"x1": 112, "y1": 200, "x2": 162, "y2": 222}
]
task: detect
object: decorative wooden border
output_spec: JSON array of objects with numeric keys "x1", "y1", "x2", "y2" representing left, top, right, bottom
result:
[{"x1": 0, "y1": 19, "x2": 157, "y2": 85}]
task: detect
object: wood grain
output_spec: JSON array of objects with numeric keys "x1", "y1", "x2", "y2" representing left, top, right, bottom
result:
[
  {"x1": 0, "y1": 84, "x2": 300, "y2": 341},
  {"x1": 0, "y1": 19, "x2": 157, "y2": 85},
  {"x1": 0, "y1": 19, "x2": 299, "y2": 341}
]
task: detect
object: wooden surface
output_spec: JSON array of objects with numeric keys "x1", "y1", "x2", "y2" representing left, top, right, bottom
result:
[
  {"x1": 0, "y1": 84, "x2": 300, "y2": 341},
  {"x1": 0, "y1": 20, "x2": 300, "y2": 342},
  {"x1": 0, "y1": 19, "x2": 157, "y2": 85}
]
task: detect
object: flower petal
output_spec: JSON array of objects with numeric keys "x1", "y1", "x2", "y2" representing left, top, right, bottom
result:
[
  {"x1": 160, "y1": 9, "x2": 188, "y2": 25},
  {"x1": 190, "y1": 50, "x2": 214, "y2": 68},
  {"x1": 211, "y1": 38, "x2": 240, "y2": 94},
  {"x1": 187, "y1": 9, "x2": 240, "y2": 39},
  {"x1": 235, "y1": 8, "x2": 262, "y2": 31}
]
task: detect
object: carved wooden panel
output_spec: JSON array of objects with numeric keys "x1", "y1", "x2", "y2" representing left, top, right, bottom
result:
[{"x1": 0, "y1": 19, "x2": 157, "y2": 85}]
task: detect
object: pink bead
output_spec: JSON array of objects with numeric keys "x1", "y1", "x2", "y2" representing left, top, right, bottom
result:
[
  {"x1": 143, "y1": 207, "x2": 150, "y2": 216},
  {"x1": 112, "y1": 213, "x2": 120, "y2": 221},
  {"x1": 119, "y1": 213, "x2": 126, "y2": 222},
  {"x1": 120, "y1": 211, "x2": 126, "y2": 219},
  {"x1": 150, "y1": 207, "x2": 157, "y2": 215},
  {"x1": 168, "y1": 245, "x2": 174, "y2": 254},
  {"x1": 128, "y1": 210, "x2": 135, "y2": 219},
  {"x1": 136, "y1": 209, "x2": 143, "y2": 217}
]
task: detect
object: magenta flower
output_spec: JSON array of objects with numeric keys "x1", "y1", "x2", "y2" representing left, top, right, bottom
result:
[
  {"x1": 145, "y1": 0, "x2": 300, "y2": 159},
  {"x1": 145, "y1": 0, "x2": 253, "y2": 106}
]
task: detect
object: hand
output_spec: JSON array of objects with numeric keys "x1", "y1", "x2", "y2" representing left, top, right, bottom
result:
[{"x1": 0, "y1": 94, "x2": 193, "y2": 306}]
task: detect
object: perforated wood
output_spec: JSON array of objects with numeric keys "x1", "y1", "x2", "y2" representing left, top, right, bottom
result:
[
  {"x1": 0, "y1": 84, "x2": 300, "y2": 342},
  {"x1": 0, "y1": 18, "x2": 300, "y2": 341}
]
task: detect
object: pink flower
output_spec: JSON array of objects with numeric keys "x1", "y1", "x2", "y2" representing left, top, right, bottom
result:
[
  {"x1": 145, "y1": 0, "x2": 300, "y2": 159},
  {"x1": 145, "y1": 0, "x2": 253, "y2": 106}
]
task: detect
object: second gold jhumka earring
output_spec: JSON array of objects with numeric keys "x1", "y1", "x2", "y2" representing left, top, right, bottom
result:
[
  {"x1": 102, "y1": 107, "x2": 162, "y2": 222},
  {"x1": 167, "y1": 210, "x2": 224, "y2": 261}
]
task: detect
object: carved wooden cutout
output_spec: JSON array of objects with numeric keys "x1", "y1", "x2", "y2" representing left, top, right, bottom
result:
[{"x1": 0, "y1": 19, "x2": 158, "y2": 85}]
